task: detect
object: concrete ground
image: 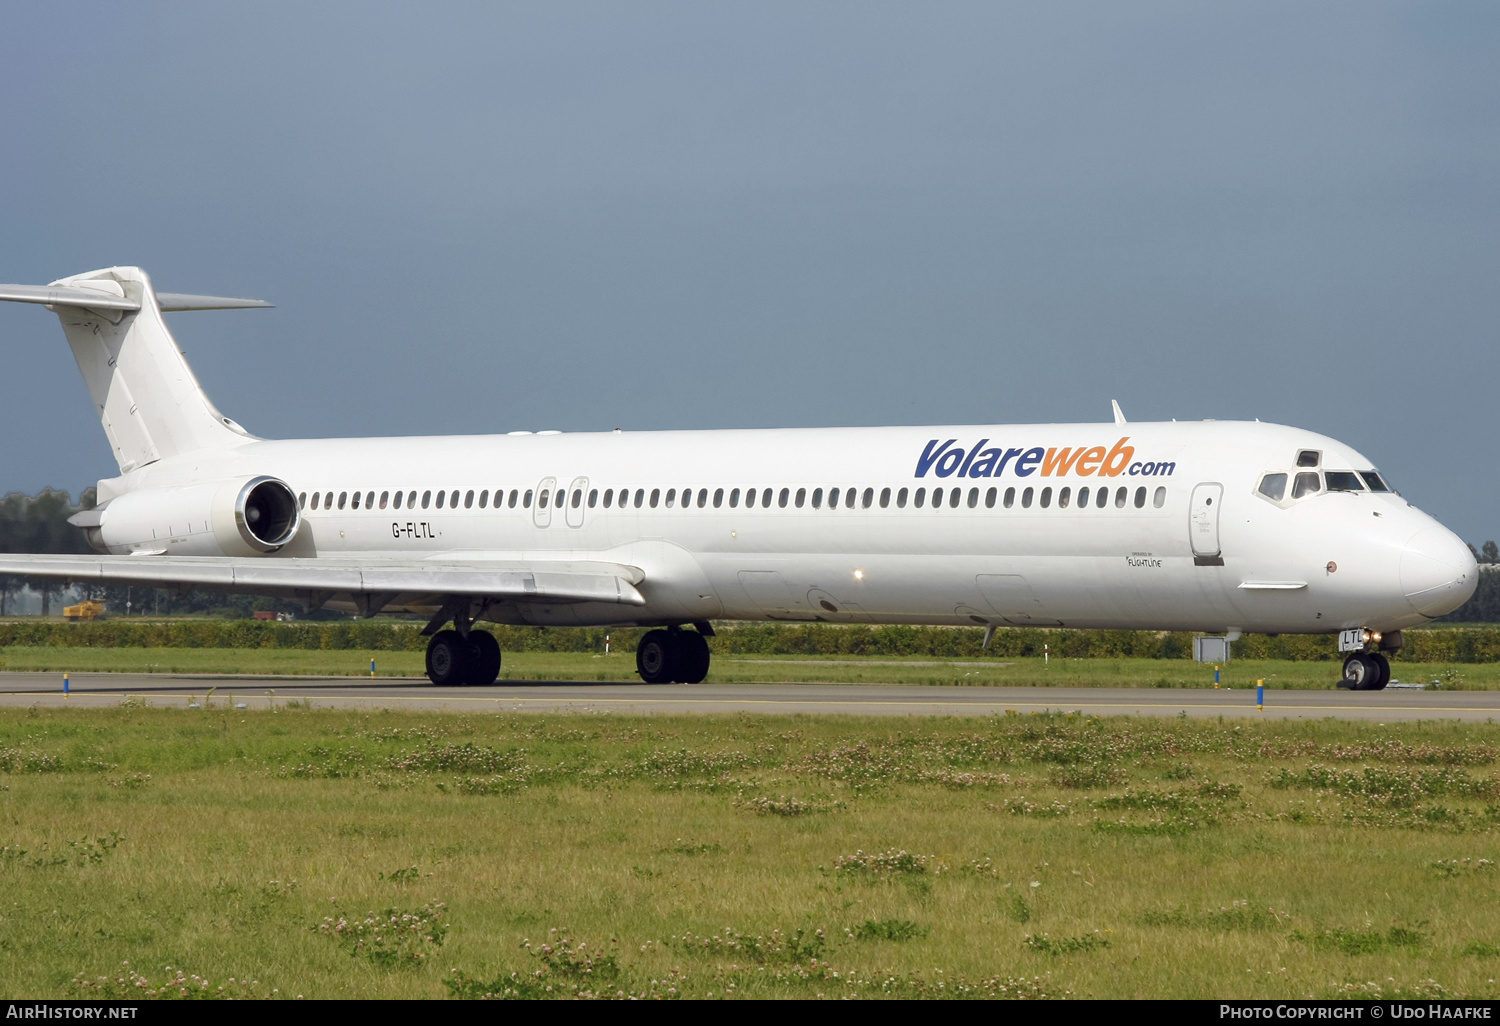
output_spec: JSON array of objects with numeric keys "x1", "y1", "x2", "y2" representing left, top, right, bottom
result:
[{"x1": 0, "y1": 673, "x2": 1497, "y2": 721}]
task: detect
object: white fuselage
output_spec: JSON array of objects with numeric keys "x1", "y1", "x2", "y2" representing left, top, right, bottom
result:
[{"x1": 95, "y1": 419, "x2": 1477, "y2": 634}]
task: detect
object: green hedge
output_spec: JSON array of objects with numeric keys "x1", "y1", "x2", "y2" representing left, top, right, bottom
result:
[{"x1": 2, "y1": 620, "x2": 1499, "y2": 662}]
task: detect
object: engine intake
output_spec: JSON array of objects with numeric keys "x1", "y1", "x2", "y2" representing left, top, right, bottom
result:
[
  {"x1": 89, "y1": 475, "x2": 303, "y2": 556},
  {"x1": 236, "y1": 477, "x2": 300, "y2": 551}
]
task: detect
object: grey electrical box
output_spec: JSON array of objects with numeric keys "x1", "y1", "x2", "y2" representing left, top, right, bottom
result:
[{"x1": 1193, "y1": 636, "x2": 1232, "y2": 663}]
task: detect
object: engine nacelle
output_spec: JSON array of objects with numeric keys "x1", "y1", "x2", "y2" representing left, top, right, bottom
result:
[{"x1": 90, "y1": 476, "x2": 302, "y2": 556}]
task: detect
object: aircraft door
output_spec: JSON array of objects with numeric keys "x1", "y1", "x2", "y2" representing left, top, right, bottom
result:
[
  {"x1": 565, "y1": 477, "x2": 588, "y2": 528},
  {"x1": 533, "y1": 476, "x2": 556, "y2": 528},
  {"x1": 1189, "y1": 483, "x2": 1223, "y2": 559}
]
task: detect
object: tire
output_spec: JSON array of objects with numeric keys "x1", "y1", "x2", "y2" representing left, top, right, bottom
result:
[
  {"x1": 1369, "y1": 652, "x2": 1391, "y2": 691},
  {"x1": 676, "y1": 630, "x2": 711, "y2": 684},
  {"x1": 1341, "y1": 653, "x2": 1379, "y2": 691},
  {"x1": 426, "y1": 629, "x2": 470, "y2": 686},
  {"x1": 636, "y1": 629, "x2": 677, "y2": 684},
  {"x1": 465, "y1": 630, "x2": 502, "y2": 686}
]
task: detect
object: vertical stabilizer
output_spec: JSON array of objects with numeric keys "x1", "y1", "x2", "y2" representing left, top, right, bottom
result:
[{"x1": 46, "y1": 267, "x2": 253, "y2": 472}]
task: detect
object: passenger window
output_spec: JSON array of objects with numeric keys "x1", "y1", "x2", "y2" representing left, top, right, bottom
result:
[
  {"x1": 763, "y1": 488, "x2": 773, "y2": 507},
  {"x1": 1096, "y1": 487, "x2": 1107, "y2": 509},
  {"x1": 1258, "y1": 474, "x2": 1287, "y2": 501},
  {"x1": 1325, "y1": 472, "x2": 1364, "y2": 492},
  {"x1": 508, "y1": 489, "x2": 518, "y2": 508},
  {"x1": 811, "y1": 488, "x2": 823, "y2": 509},
  {"x1": 650, "y1": 488, "x2": 660, "y2": 508},
  {"x1": 914, "y1": 487, "x2": 926, "y2": 508},
  {"x1": 967, "y1": 487, "x2": 979, "y2": 509},
  {"x1": 338, "y1": 491, "x2": 348, "y2": 510},
  {"x1": 828, "y1": 487, "x2": 840, "y2": 509},
  {"x1": 352, "y1": 491, "x2": 361, "y2": 510},
  {"x1": 438, "y1": 490, "x2": 448, "y2": 509},
  {"x1": 729, "y1": 488, "x2": 739, "y2": 508},
  {"x1": 1297, "y1": 450, "x2": 1320, "y2": 468},
  {"x1": 1360, "y1": 471, "x2": 1390, "y2": 492},
  {"x1": 698, "y1": 489, "x2": 708, "y2": 508},
  {"x1": 603, "y1": 489, "x2": 613, "y2": 508},
  {"x1": 450, "y1": 490, "x2": 459, "y2": 508},
  {"x1": 1004, "y1": 487, "x2": 1015, "y2": 508},
  {"x1": 1153, "y1": 486, "x2": 1166, "y2": 508},
  {"x1": 1114, "y1": 487, "x2": 1127, "y2": 508},
  {"x1": 864, "y1": 487, "x2": 875, "y2": 509},
  {"x1": 947, "y1": 488, "x2": 959, "y2": 509},
  {"x1": 929, "y1": 487, "x2": 942, "y2": 508},
  {"x1": 1021, "y1": 487, "x2": 1033, "y2": 508},
  {"x1": 897, "y1": 487, "x2": 908, "y2": 508},
  {"x1": 531, "y1": 490, "x2": 541, "y2": 510},
  {"x1": 743, "y1": 488, "x2": 754, "y2": 508},
  {"x1": 465, "y1": 489, "x2": 475, "y2": 509},
  {"x1": 568, "y1": 489, "x2": 579, "y2": 509},
  {"x1": 298, "y1": 491, "x2": 307, "y2": 509},
  {"x1": 985, "y1": 487, "x2": 996, "y2": 509},
  {"x1": 310, "y1": 492, "x2": 319, "y2": 510},
  {"x1": 713, "y1": 488, "x2": 723, "y2": 508},
  {"x1": 478, "y1": 490, "x2": 488, "y2": 509},
  {"x1": 795, "y1": 488, "x2": 806, "y2": 508},
  {"x1": 880, "y1": 487, "x2": 891, "y2": 508},
  {"x1": 407, "y1": 491, "x2": 417, "y2": 508},
  {"x1": 589, "y1": 489, "x2": 598, "y2": 508},
  {"x1": 522, "y1": 490, "x2": 532, "y2": 509},
  {"x1": 1078, "y1": 486, "x2": 1089, "y2": 507},
  {"x1": 1058, "y1": 486, "x2": 1070, "y2": 509},
  {"x1": 1292, "y1": 472, "x2": 1321, "y2": 499},
  {"x1": 845, "y1": 488, "x2": 855, "y2": 509},
  {"x1": 778, "y1": 488, "x2": 789, "y2": 508},
  {"x1": 1039, "y1": 487, "x2": 1052, "y2": 509},
  {"x1": 380, "y1": 491, "x2": 390, "y2": 509},
  {"x1": 1134, "y1": 486, "x2": 1146, "y2": 508},
  {"x1": 324, "y1": 492, "x2": 334, "y2": 509},
  {"x1": 665, "y1": 488, "x2": 676, "y2": 508},
  {"x1": 366, "y1": 491, "x2": 375, "y2": 509},
  {"x1": 394, "y1": 491, "x2": 403, "y2": 510}
]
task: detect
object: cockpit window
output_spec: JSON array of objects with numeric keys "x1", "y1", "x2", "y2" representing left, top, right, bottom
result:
[
  {"x1": 1325, "y1": 471, "x2": 1364, "y2": 492},
  {"x1": 1258, "y1": 473, "x2": 1287, "y2": 501},
  {"x1": 1296, "y1": 450, "x2": 1320, "y2": 468},
  {"x1": 1291, "y1": 472, "x2": 1321, "y2": 499},
  {"x1": 1361, "y1": 471, "x2": 1390, "y2": 492}
]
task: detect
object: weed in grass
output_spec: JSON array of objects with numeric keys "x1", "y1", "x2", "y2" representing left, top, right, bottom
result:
[
  {"x1": 71, "y1": 962, "x2": 279, "y2": 1000},
  {"x1": 1293, "y1": 926, "x2": 1425, "y2": 955},
  {"x1": 1162, "y1": 762, "x2": 1194, "y2": 780},
  {"x1": 1050, "y1": 763, "x2": 1125, "y2": 789},
  {"x1": 1139, "y1": 900, "x2": 1290, "y2": 931},
  {"x1": 1427, "y1": 858, "x2": 1497, "y2": 877},
  {"x1": 831, "y1": 849, "x2": 932, "y2": 876},
  {"x1": 1461, "y1": 941, "x2": 1500, "y2": 957},
  {"x1": 850, "y1": 918, "x2": 927, "y2": 942},
  {"x1": 107, "y1": 772, "x2": 151, "y2": 789},
  {"x1": 1330, "y1": 978, "x2": 1448, "y2": 999},
  {"x1": 658, "y1": 839, "x2": 724, "y2": 856},
  {"x1": 2, "y1": 833, "x2": 123, "y2": 868},
  {"x1": 0, "y1": 745, "x2": 61, "y2": 772},
  {"x1": 379, "y1": 866, "x2": 419, "y2": 886},
  {"x1": 445, "y1": 930, "x2": 652, "y2": 1000},
  {"x1": 1024, "y1": 931, "x2": 1110, "y2": 955},
  {"x1": 998, "y1": 797, "x2": 1073, "y2": 817},
  {"x1": 734, "y1": 794, "x2": 836, "y2": 816},
  {"x1": 1005, "y1": 891, "x2": 1033, "y2": 924},
  {"x1": 318, "y1": 901, "x2": 448, "y2": 967},
  {"x1": 672, "y1": 926, "x2": 826, "y2": 962}
]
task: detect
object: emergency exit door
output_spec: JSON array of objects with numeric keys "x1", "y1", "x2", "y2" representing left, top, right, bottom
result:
[{"x1": 1189, "y1": 483, "x2": 1223, "y2": 562}]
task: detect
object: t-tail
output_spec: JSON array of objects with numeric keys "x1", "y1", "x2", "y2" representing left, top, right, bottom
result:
[{"x1": 0, "y1": 266, "x2": 271, "y2": 473}]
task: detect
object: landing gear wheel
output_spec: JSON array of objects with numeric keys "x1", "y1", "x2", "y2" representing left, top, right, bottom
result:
[
  {"x1": 426, "y1": 629, "x2": 471, "y2": 686},
  {"x1": 636, "y1": 629, "x2": 677, "y2": 684},
  {"x1": 1341, "y1": 653, "x2": 1381, "y2": 691},
  {"x1": 676, "y1": 630, "x2": 711, "y2": 684},
  {"x1": 465, "y1": 630, "x2": 502, "y2": 685},
  {"x1": 1369, "y1": 652, "x2": 1391, "y2": 691}
]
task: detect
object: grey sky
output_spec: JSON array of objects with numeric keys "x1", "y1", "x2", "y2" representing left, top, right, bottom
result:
[{"x1": 1, "y1": 2, "x2": 1496, "y2": 541}]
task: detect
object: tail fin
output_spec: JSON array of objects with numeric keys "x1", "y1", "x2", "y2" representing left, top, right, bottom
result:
[{"x1": 1, "y1": 266, "x2": 270, "y2": 473}]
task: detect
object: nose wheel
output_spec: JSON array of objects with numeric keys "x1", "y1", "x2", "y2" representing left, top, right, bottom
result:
[{"x1": 1340, "y1": 652, "x2": 1390, "y2": 691}]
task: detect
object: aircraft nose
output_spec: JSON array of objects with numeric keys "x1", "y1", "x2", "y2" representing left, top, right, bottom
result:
[{"x1": 1400, "y1": 527, "x2": 1478, "y2": 618}]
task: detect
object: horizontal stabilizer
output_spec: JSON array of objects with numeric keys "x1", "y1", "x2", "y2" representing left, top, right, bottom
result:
[
  {"x1": 0, "y1": 554, "x2": 647, "y2": 608},
  {"x1": 0, "y1": 283, "x2": 271, "y2": 311}
]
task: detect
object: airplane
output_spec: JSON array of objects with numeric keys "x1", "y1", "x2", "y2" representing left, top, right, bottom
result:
[{"x1": 0, "y1": 266, "x2": 1477, "y2": 690}]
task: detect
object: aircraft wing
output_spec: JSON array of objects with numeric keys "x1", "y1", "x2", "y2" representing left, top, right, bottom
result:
[{"x1": 0, "y1": 554, "x2": 645, "y2": 610}]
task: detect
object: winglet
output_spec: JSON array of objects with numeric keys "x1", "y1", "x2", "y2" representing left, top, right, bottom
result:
[{"x1": 1111, "y1": 399, "x2": 1126, "y2": 425}]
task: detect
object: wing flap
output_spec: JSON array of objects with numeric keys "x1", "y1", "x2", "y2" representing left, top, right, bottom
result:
[{"x1": 0, "y1": 555, "x2": 646, "y2": 606}]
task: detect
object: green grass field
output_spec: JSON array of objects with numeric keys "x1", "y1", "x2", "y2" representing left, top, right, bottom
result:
[
  {"x1": 3, "y1": 706, "x2": 1500, "y2": 999},
  {"x1": 3, "y1": 646, "x2": 1498, "y2": 689}
]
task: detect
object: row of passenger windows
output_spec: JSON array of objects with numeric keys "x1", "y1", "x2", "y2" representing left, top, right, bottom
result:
[{"x1": 298, "y1": 483, "x2": 1170, "y2": 513}]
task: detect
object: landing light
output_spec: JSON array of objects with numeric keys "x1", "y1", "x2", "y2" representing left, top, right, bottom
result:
[{"x1": 854, "y1": 569, "x2": 864, "y2": 580}]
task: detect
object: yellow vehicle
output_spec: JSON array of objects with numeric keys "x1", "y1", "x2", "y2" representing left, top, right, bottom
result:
[{"x1": 63, "y1": 599, "x2": 106, "y2": 621}]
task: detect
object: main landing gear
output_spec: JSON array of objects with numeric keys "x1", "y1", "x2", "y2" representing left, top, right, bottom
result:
[
  {"x1": 636, "y1": 626, "x2": 711, "y2": 684},
  {"x1": 1340, "y1": 652, "x2": 1391, "y2": 691}
]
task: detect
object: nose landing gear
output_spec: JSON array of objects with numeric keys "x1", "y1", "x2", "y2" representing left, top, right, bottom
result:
[
  {"x1": 1339, "y1": 652, "x2": 1390, "y2": 691},
  {"x1": 636, "y1": 626, "x2": 712, "y2": 684}
]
